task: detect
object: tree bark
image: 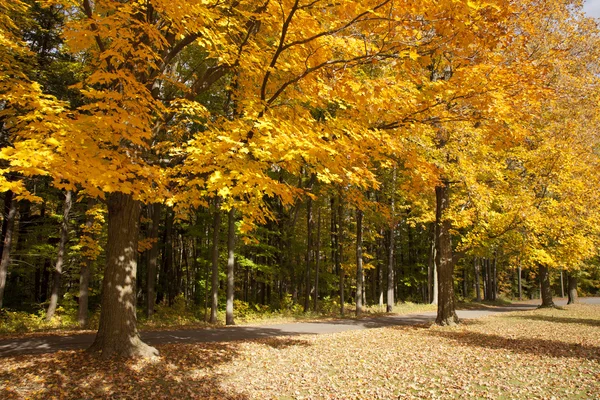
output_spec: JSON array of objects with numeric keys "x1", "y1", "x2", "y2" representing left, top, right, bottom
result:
[
  {"x1": 567, "y1": 273, "x2": 578, "y2": 304},
  {"x1": 78, "y1": 198, "x2": 96, "y2": 327},
  {"x1": 304, "y1": 195, "x2": 313, "y2": 312},
  {"x1": 387, "y1": 227, "x2": 395, "y2": 312},
  {"x1": 226, "y1": 208, "x2": 236, "y2": 325},
  {"x1": 355, "y1": 208, "x2": 364, "y2": 316},
  {"x1": 517, "y1": 262, "x2": 522, "y2": 301},
  {"x1": 538, "y1": 264, "x2": 555, "y2": 308},
  {"x1": 0, "y1": 191, "x2": 16, "y2": 309},
  {"x1": 431, "y1": 241, "x2": 438, "y2": 305},
  {"x1": 435, "y1": 183, "x2": 459, "y2": 326},
  {"x1": 313, "y1": 208, "x2": 321, "y2": 311},
  {"x1": 492, "y1": 254, "x2": 497, "y2": 301},
  {"x1": 210, "y1": 204, "x2": 221, "y2": 324},
  {"x1": 146, "y1": 203, "x2": 161, "y2": 318},
  {"x1": 337, "y1": 195, "x2": 344, "y2": 316},
  {"x1": 89, "y1": 192, "x2": 158, "y2": 358},
  {"x1": 46, "y1": 190, "x2": 73, "y2": 321}
]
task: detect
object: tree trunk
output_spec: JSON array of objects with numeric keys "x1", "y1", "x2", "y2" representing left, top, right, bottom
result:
[
  {"x1": 355, "y1": 208, "x2": 364, "y2": 316},
  {"x1": 146, "y1": 203, "x2": 161, "y2": 318},
  {"x1": 474, "y1": 258, "x2": 481, "y2": 301},
  {"x1": 304, "y1": 195, "x2": 313, "y2": 312},
  {"x1": 226, "y1": 208, "x2": 236, "y2": 325},
  {"x1": 313, "y1": 208, "x2": 321, "y2": 311},
  {"x1": 46, "y1": 190, "x2": 73, "y2": 321},
  {"x1": 78, "y1": 198, "x2": 96, "y2": 327},
  {"x1": 431, "y1": 242, "x2": 438, "y2": 305},
  {"x1": 210, "y1": 204, "x2": 221, "y2": 324},
  {"x1": 89, "y1": 192, "x2": 158, "y2": 358},
  {"x1": 538, "y1": 264, "x2": 555, "y2": 308},
  {"x1": 0, "y1": 191, "x2": 16, "y2": 309},
  {"x1": 567, "y1": 273, "x2": 578, "y2": 304},
  {"x1": 462, "y1": 266, "x2": 468, "y2": 299},
  {"x1": 163, "y1": 208, "x2": 174, "y2": 305},
  {"x1": 337, "y1": 195, "x2": 344, "y2": 316},
  {"x1": 492, "y1": 254, "x2": 497, "y2": 301},
  {"x1": 517, "y1": 262, "x2": 522, "y2": 301},
  {"x1": 387, "y1": 227, "x2": 395, "y2": 312},
  {"x1": 435, "y1": 183, "x2": 459, "y2": 326},
  {"x1": 560, "y1": 270, "x2": 564, "y2": 298}
]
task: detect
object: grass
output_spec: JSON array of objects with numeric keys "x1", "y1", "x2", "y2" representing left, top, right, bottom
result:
[{"x1": 0, "y1": 303, "x2": 598, "y2": 399}]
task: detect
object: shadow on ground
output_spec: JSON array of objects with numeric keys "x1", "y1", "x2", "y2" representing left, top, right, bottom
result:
[
  {"x1": 513, "y1": 314, "x2": 600, "y2": 327},
  {"x1": 0, "y1": 336, "x2": 311, "y2": 399},
  {"x1": 428, "y1": 329, "x2": 600, "y2": 362}
]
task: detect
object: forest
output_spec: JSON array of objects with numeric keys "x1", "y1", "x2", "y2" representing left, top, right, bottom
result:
[{"x1": 1, "y1": 0, "x2": 600, "y2": 362}]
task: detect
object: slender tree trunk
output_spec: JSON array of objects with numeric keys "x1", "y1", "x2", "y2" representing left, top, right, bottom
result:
[
  {"x1": 387, "y1": 227, "x2": 395, "y2": 312},
  {"x1": 304, "y1": 195, "x2": 313, "y2": 312},
  {"x1": 538, "y1": 264, "x2": 555, "y2": 308},
  {"x1": 474, "y1": 258, "x2": 481, "y2": 301},
  {"x1": 337, "y1": 195, "x2": 344, "y2": 316},
  {"x1": 435, "y1": 183, "x2": 458, "y2": 326},
  {"x1": 378, "y1": 230, "x2": 384, "y2": 308},
  {"x1": 492, "y1": 254, "x2": 497, "y2": 301},
  {"x1": 462, "y1": 267, "x2": 468, "y2": 299},
  {"x1": 78, "y1": 198, "x2": 96, "y2": 327},
  {"x1": 567, "y1": 273, "x2": 578, "y2": 304},
  {"x1": 560, "y1": 270, "x2": 564, "y2": 298},
  {"x1": 89, "y1": 192, "x2": 158, "y2": 358},
  {"x1": 0, "y1": 191, "x2": 16, "y2": 309},
  {"x1": 210, "y1": 204, "x2": 221, "y2": 324},
  {"x1": 164, "y1": 209, "x2": 174, "y2": 305},
  {"x1": 431, "y1": 244, "x2": 438, "y2": 305},
  {"x1": 517, "y1": 262, "x2": 522, "y2": 301},
  {"x1": 226, "y1": 208, "x2": 236, "y2": 325},
  {"x1": 313, "y1": 208, "x2": 321, "y2": 311},
  {"x1": 146, "y1": 203, "x2": 161, "y2": 318},
  {"x1": 355, "y1": 208, "x2": 364, "y2": 316},
  {"x1": 46, "y1": 190, "x2": 73, "y2": 321}
]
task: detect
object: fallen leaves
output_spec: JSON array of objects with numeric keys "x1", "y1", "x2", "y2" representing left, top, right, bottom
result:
[{"x1": 0, "y1": 304, "x2": 598, "y2": 399}]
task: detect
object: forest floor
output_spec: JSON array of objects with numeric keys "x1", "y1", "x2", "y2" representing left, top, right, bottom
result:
[{"x1": 0, "y1": 300, "x2": 599, "y2": 399}]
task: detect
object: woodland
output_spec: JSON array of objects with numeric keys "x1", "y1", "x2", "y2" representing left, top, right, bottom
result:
[{"x1": 1, "y1": 0, "x2": 600, "y2": 363}]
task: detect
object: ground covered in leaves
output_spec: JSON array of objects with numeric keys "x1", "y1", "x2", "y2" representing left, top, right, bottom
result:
[{"x1": 1, "y1": 304, "x2": 598, "y2": 399}]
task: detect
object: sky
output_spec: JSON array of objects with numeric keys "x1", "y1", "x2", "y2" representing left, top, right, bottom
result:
[{"x1": 584, "y1": 0, "x2": 600, "y2": 18}]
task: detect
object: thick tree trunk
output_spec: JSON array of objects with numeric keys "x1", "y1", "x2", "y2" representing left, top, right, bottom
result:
[
  {"x1": 0, "y1": 191, "x2": 16, "y2": 309},
  {"x1": 567, "y1": 273, "x2": 578, "y2": 304},
  {"x1": 313, "y1": 208, "x2": 321, "y2": 311},
  {"x1": 355, "y1": 208, "x2": 364, "y2": 316},
  {"x1": 226, "y1": 208, "x2": 236, "y2": 325},
  {"x1": 210, "y1": 205, "x2": 221, "y2": 324},
  {"x1": 435, "y1": 183, "x2": 459, "y2": 326},
  {"x1": 89, "y1": 192, "x2": 158, "y2": 358},
  {"x1": 78, "y1": 198, "x2": 96, "y2": 327},
  {"x1": 46, "y1": 190, "x2": 73, "y2": 321},
  {"x1": 538, "y1": 264, "x2": 555, "y2": 308},
  {"x1": 146, "y1": 203, "x2": 161, "y2": 318}
]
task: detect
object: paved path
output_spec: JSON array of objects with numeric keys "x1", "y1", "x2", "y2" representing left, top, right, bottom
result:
[{"x1": 0, "y1": 297, "x2": 597, "y2": 357}]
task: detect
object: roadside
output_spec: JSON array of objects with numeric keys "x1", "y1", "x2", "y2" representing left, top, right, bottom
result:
[{"x1": 3, "y1": 297, "x2": 597, "y2": 357}]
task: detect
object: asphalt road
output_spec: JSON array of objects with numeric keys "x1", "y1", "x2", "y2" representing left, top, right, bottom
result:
[{"x1": 0, "y1": 297, "x2": 597, "y2": 357}]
